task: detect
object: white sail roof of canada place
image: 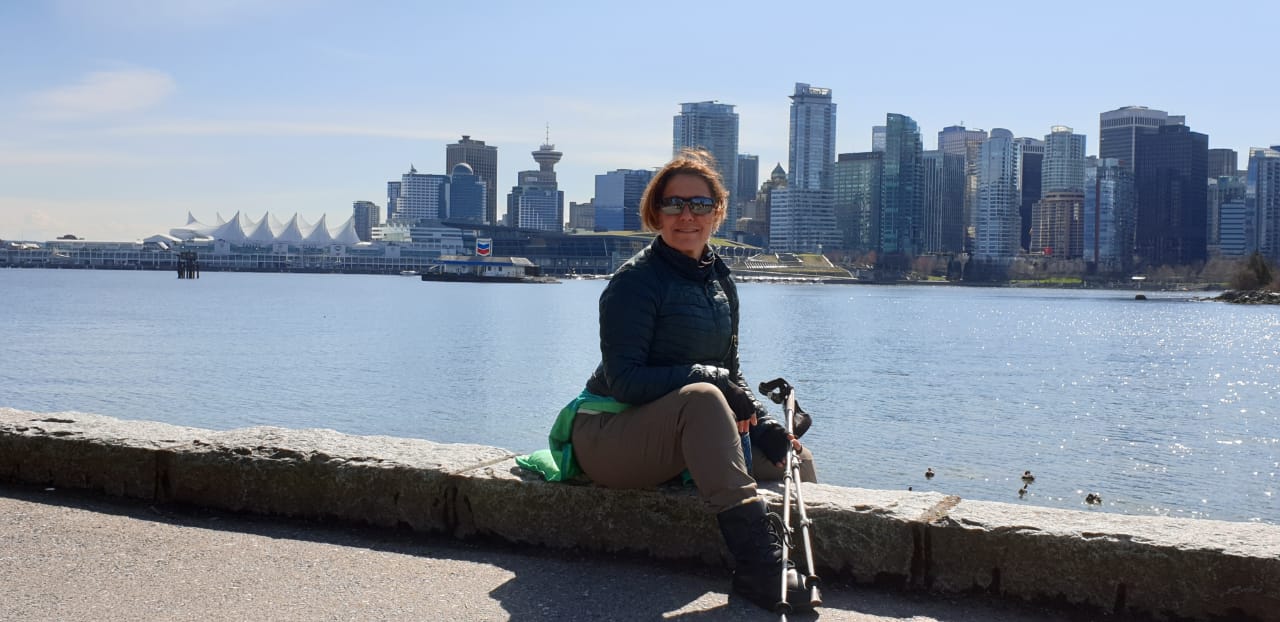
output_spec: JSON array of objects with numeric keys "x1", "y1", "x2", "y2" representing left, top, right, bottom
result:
[{"x1": 167, "y1": 212, "x2": 364, "y2": 246}]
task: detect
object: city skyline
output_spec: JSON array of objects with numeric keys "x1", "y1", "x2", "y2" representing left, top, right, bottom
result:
[{"x1": 2, "y1": 0, "x2": 1277, "y2": 242}]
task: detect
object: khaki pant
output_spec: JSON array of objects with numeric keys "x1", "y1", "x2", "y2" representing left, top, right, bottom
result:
[{"x1": 572, "y1": 382, "x2": 817, "y2": 513}]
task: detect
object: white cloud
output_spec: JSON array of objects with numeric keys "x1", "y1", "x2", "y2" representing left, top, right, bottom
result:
[
  {"x1": 28, "y1": 69, "x2": 176, "y2": 120},
  {"x1": 0, "y1": 147, "x2": 155, "y2": 167}
]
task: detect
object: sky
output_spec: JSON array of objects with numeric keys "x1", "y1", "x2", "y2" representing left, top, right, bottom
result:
[{"x1": 2, "y1": 0, "x2": 1277, "y2": 242}]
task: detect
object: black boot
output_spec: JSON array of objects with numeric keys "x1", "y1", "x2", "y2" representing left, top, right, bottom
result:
[{"x1": 716, "y1": 499, "x2": 814, "y2": 612}]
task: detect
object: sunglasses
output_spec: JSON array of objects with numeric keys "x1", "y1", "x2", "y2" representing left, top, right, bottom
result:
[{"x1": 658, "y1": 196, "x2": 718, "y2": 215}]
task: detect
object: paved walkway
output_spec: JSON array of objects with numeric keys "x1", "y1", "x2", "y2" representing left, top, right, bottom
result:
[{"x1": 1, "y1": 484, "x2": 1104, "y2": 622}]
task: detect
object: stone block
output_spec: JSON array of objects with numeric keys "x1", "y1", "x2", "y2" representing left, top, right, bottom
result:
[
  {"x1": 930, "y1": 500, "x2": 1280, "y2": 620},
  {"x1": 0, "y1": 408, "x2": 200, "y2": 499},
  {"x1": 772, "y1": 484, "x2": 950, "y2": 586},
  {"x1": 450, "y1": 459, "x2": 725, "y2": 564},
  {"x1": 161, "y1": 426, "x2": 512, "y2": 533}
]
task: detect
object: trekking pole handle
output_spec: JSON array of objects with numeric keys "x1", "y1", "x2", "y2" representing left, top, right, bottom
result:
[{"x1": 758, "y1": 378, "x2": 792, "y2": 404}]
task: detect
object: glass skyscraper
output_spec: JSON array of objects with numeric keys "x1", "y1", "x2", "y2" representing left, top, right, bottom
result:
[
  {"x1": 1133, "y1": 124, "x2": 1209, "y2": 265},
  {"x1": 974, "y1": 129, "x2": 1022, "y2": 261},
  {"x1": 1248, "y1": 146, "x2": 1280, "y2": 262},
  {"x1": 446, "y1": 136, "x2": 499, "y2": 225},
  {"x1": 674, "y1": 101, "x2": 739, "y2": 233},
  {"x1": 879, "y1": 113, "x2": 924, "y2": 255},
  {"x1": 770, "y1": 83, "x2": 840, "y2": 253},
  {"x1": 833, "y1": 152, "x2": 882, "y2": 253}
]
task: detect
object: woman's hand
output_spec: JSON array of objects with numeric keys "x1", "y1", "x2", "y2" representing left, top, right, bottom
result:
[{"x1": 737, "y1": 414, "x2": 756, "y2": 434}]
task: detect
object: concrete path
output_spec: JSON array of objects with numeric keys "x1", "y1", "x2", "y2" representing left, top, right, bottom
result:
[{"x1": 0, "y1": 484, "x2": 1103, "y2": 622}]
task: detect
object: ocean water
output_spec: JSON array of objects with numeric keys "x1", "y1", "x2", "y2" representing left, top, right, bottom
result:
[{"x1": 2, "y1": 268, "x2": 1276, "y2": 524}]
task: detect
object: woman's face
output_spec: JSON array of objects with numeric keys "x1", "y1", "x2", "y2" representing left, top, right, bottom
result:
[{"x1": 658, "y1": 173, "x2": 718, "y2": 259}]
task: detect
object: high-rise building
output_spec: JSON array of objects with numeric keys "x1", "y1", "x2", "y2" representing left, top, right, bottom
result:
[
  {"x1": 921, "y1": 149, "x2": 965, "y2": 253},
  {"x1": 1030, "y1": 191, "x2": 1084, "y2": 258},
  {"x1": 973, "y1": 129, "x2": 1022, "y2": 261},
  {"x1": 352, "y1": 200, "x2": 379, "y2": 242},
  {"x1": 736, "y1": 154, "x2": 759, "y2": 212},
  {"x1": 391, "y1": 166, "x2": 449, "y2": 222},
  {"x1": 568, "y1": 200, "x2": 595, "y2": 231},
  {"x1": 386, "y1": 181, "x2": 401, "y2": 220},
  {"x1": 1099, "y1": 106, "x2": 1184, "y2": 170},
  {"x1": 1084, "y1": 158, "x2": 1136, "y2": 271},
  {"x1": 770, "y1": 83, "x2": 840, "y2": 252},
  {"x1": 1041, "y1": 126, "x2": 1087, "y2": 193},
  {"x1": 1249, "y1": 146, "x2": 1280, "y2": 262},
  {"x1": 834, "y1": 152, "x2": 883, "y2": 253},
  {"x1": 447, "y1": 163, "x2": 486, "y2": 224},
  {"x1": 739, "y1": 164, "x2": 787, "y2": 248},
  {"x1": 1030, "y1": 127, "x2": 1086, "y2": 257},
  {"x1": 1217, "y1": 199, "x2": 1254, "y2": 258},
  {"x1": 938, "y1": 125, "x2": 988, "y2": 250},
  {"x1": 1209, "y1": 174, "x2": 1248, "y2": 256},
  {"x1": 507, "y1": 139, "x2": 564, "y2": 231},
  {"x1": 674, "y1": 101, "x2": 739, "y2": 233},
  {"x1": 1133, "y1": 124, "x2": 1209, "y2": 265},
  {"x1": 593, "y1": 168, "x2": 654, "y2": 231},
  {"x1": 871, "y1": 126, "x2": 887, "y2": 153},
  {"x1": 1015, "y1": 137, "x2": 1045, "y2": 252},
  {"x1": 1209, "y1": 148, "x2": 1239, "y2": 178},
  {"x1": 446, "y1": 136, "x2": 499, "y2": 225},
  {"x1": 879, "y1": 113, "x2": 924, "y2": 255}
]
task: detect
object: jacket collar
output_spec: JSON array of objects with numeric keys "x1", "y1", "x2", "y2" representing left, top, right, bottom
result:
[{"x1": 652, "y1": 235, "x2": 730, "y2": 282}]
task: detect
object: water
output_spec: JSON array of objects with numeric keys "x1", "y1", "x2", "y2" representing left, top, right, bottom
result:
[{"x1": 2, "y1": 269, "x2": 1276, "y2": 524}]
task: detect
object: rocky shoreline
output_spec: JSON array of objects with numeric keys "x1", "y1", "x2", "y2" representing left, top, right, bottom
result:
[{"x1": 1214, "y1": 289, "x2": 1280, "y2": 304}]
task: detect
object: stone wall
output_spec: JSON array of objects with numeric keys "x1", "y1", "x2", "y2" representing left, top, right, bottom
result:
[{"x1": 2, "y1": 408, "x2": 1277, "y2": 621}]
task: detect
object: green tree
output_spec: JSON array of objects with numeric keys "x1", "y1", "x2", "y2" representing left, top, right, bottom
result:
[{"x1": 1230, "y1": 252, "x2": 1276, "y2": 290}]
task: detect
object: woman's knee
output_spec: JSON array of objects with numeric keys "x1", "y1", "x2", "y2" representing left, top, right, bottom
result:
[{"x1": 677, "y1": 382, "x2": 737, "y2": 432}]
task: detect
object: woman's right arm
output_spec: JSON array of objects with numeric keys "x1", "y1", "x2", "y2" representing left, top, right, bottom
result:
[{"x1": 598, "y1": 270, "x2": 731, "y2": 404}]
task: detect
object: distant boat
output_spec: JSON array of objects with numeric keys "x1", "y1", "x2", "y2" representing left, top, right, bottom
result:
[{"x1": 399, "y1": 270, "x2": 419, "y2": 277}]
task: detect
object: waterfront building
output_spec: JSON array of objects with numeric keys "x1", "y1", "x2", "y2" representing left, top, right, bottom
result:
[
  {"x1": 568, "y1": 200, "x2": 594, "y2": 231},
  {"x1": 1042, "y1": 126, "x2": 1087, "y2": 194},
  {"x1": 390, "y1": 166, "x2": 449, "y2": 222},
  {"x1": 872, "y1": 126, "x2": 887, "y2": 153},
  {"x1": 507, "y1": 139, "x2": 565, "y2": 232},
  {"x1": 674, "y1": 101, "x2": 740, "y2": 233},
  {"x1": 1133, "y1": 123, "x2": 1209, "y2": 265},
  {"x1": 770, "y1": 83, "x2": 840, "y2": 253},
  {"x1": 834, "y1": 152, "x2": 883, "y2": 253},
  {"x1": 352, "y1": 201, "x2": 379, "y2": 242},
  {"x1": 1030, "y1": 191, "x2": 1084, "y2": 258},
  {"x1": 1209, "y1": 148, "x2": 1239, "y2": 178},
  {"x1": 938, "y1": 125, "x2": 988, "y2": 250},
  {"x1": 1208, "y1": 174, "x2": 1248, "y2": 256},
  {"x1": 447, "y1": 163, "x2": 487, "y2": 224},
  {"x1": 1099, "y1": 105, "x2": 1185, "y2": 170},
  {"x1": 1016, "y1": 137, "x2": 1045, "y2": 252},
  {"x1": 973, "y1": 129, "x2": 1022, "y2": 261},
  {"x1": 1248, "y1": 146, "x2": 1280, "y2": 262},
  {"x1": 446, "y1": 136, "x2": 499, "y2": 225},
  {"x1": 386, "y1": 181, "x2": 400, "y2": 221},
  {"x1": 1031, "y1": 127, "x2": 1086, "y2": 256},
  {"x1": 736, "y1": 154, "x2": 759, "y2": 212},
  {"x1": 1083, "y1": 158, "x2": 1136, "y2": 272},
  {"x1": 593, "y1": 168, "x2": 654, "y2": 232},
  {"x1": 879, "y1": 113, "x2": 924, "y2": 256},
  {"x1": 1217, "y1": 199, "x2": 1253, "y2": 257},
  {"x1": 921, "y1": 149, "x2": 965, "y2": 253},
  {"x1": 740, "y1": 163, "x2": 786, "y2": 247}
]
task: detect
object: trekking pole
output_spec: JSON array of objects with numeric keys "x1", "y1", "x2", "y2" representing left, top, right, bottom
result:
[{"x1": 759, "y1": 379, "x2": 822, "y2": 617}]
